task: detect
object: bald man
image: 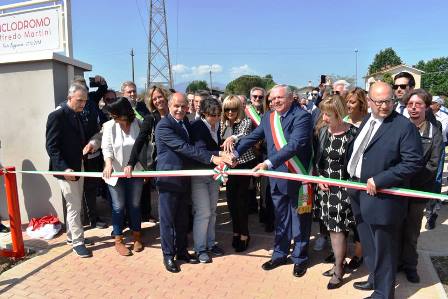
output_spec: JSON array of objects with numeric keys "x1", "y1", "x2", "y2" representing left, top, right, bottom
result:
[
  {"x1": 346, "y1": 82, "x2": 423, "y2": 299},
  {"x1": 155, "y1": 92, "x2": 230, "y2": 273}
]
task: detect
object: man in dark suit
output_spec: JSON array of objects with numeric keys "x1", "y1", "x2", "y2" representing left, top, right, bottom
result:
[
  {"x1": 347, "y1": 82, "x2": 423, "y2": 299},
  {"x1": 155, "y1": 92, "x2": 230, "y2": 273},
  {"x1": 46, "y1": 83, "x2": 93, "y2": 258},
  {"x1": 234, "y1": 84, "x2": 313, "y2": 278}
]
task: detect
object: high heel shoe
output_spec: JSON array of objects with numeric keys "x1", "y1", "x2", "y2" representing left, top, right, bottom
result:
[
  {"x1": 235, "y1": 235, "x2": 250, "y2": 252},
  {"x1": 327, "y1": 272, "x2": 344, "y2": 289},
  {"x1": 232, "y1": 235, "x2": 240, "y2": 249}
]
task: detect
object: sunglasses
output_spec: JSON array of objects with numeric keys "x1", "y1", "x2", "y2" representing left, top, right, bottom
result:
[
  {"x1": 224, "y1": 108, "x2": 237, "y2": 112},
  {"x1": 252, "y1": 95, "x2": 263, "y2": 99},
  {"x1": 111, "y1": 115, "x2": 128, "y2": 121},
  {"x1": 206, "y1": 113, "x2": 220, "y2": 117},
  {"x1": 393, "y1": 84, "x2": 408, "y2": 90},
  {"x1": 104, "y1": 97, "x2": 116, "y2": 103}
]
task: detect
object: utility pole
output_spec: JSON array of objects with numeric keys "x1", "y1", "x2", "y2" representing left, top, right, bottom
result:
[
  {"x1": 209, "y1": 69, "x2": 213, "y2": 94},
  {"x1": 130, "y1": 48, "x2": 135, "y2": 82},
  {"x1": 355, "y1": 49, "x2": 358, "y2": 87},
  {"x1": 147, "y1": 0, "x2": 173, "y2": 88}
]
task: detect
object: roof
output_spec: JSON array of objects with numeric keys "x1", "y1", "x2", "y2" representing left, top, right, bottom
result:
[{"x1": 364, "y1": 64, "x2": 425, "y2": 78}]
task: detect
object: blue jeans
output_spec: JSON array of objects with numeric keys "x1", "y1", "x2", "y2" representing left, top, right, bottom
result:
[
  {"x1": 191, "y1": 176, "x2": 219, "y2": 253},
  {"x1": 108, "y1": 178, "x2": 144, "y2": 236}
]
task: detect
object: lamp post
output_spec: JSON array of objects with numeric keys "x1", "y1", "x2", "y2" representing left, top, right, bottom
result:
[
  {"x1": 355, "y1": 48, "x2": 358, "y2": 87},
  {"x1": 209, "y1": 68, "x2": 213, "y2": 93}
]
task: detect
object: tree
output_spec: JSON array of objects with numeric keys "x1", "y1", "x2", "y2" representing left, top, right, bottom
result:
[
  {"x1": 381, "y1": 72, "x2": 394, "y2": 85},
  {"x1": 186, "y1": 80, "x2": 208, "y2": 93},
  {"x1": 368, "y1": 48, "x2": 403, "y2": 75},
  {"x1": 225, "y1": 75, "x2": 276, "y2": 97},
  {"x1": 415, "y1": 57, "x2": 448, "y2": 96}
]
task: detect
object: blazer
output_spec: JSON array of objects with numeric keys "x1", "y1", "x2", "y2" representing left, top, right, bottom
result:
[
  {"x1": 155, "y1": 114, "x2": 215, "y2": 192},
  {"x1": 46, "y1": 103, "x2": 87, "y2": 180},
  {"x1": 346, "y1": 111, "x2": 423, "y2": 225},
  {"x1": 235, "y1": 103, "x2": 313, "y2": 199},
  {"x1": 190, "y1": 119, "x2": 221, "y2": 169},
  {"x1": 101, "y1": 118, "x2": 143, "y2": 186}
]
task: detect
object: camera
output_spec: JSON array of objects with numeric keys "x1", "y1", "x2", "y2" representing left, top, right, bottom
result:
[{"x1": 89, "y1": 77, "x2": 100, "y2": 88}]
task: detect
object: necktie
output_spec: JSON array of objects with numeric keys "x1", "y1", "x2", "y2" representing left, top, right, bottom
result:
[
  {"x1": 399, "y1": 105, "x2": 405, "y2": 114},
  {"x1": 348, "y1": 120, "x2": 376, "y2": 177},
  {"x1": 179, "y1": 120, "x2": 189, "y2": 138}
]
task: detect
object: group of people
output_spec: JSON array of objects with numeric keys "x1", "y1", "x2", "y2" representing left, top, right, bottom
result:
[{"x1": 45, "y1": 71, "x2": 446, "y2": 299}]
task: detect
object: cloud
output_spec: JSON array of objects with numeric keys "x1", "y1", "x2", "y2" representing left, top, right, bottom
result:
[
  {"x1": 172, "y1": 64, "x2": 223, "y2": 79},
  {"x1": 230, "y1": 64, "x2": 255, "y2": 78},
  {"x1": 172, "y1": 64, "x2": 189, "y2": 74}
]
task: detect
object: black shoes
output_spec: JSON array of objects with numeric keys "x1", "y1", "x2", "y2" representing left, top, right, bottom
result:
[
  {"x1": 164, "y1": 257, "x2": 180, "y2": 273},
  {"x1": 327, "y1": 273, "x2": 344, "y2": 289},
  {"x1": 405, "y1": 269, "x2": 420, "y2": 283},
  {"x1": 235, "y1": 236, "x2": 250, "y2": 252},
  {"x1": 232, "y1": 235, "x2": 240, "y2": 249},
  {"x1": 293, "y1": 263, "x2": 307, "y2": 277},
  {"x1": 0, "y1": 223, "x2": 10, "y2": 233},
  {"x1": 176, "y1": 252, "x2": 199, "y2": 264},
  {"x1": 353, "y1": 280, "x2": 374, "y2": 291},
  {"x1": 261, "y1": 258, "x2": 287, "y2": 271},
  {"x1": 346, "y1": 256, "x2": 363, "y2": 270},
  {"x1": 425, "y1": 214, "x2": 437, "y2": 230}
]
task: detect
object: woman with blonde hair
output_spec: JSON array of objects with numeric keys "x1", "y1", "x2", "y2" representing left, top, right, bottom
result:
[
  {"x1": 344, "y1": 87, "x2": 368, "y2": 127},
  {"x1": 313, "y1": 95, "x2": 357, "y2": 289},
  {"x1": 221, "y1": 95, "x2": 257, "y2": 252}
]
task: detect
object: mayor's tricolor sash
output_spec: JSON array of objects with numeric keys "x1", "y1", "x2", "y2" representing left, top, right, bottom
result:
[
  {"x1": 245, "y1": 105, "x2": 261, "y2": 127},
  {"x1": 270, "y1": 111, "x2": 313, "y2": 214}
]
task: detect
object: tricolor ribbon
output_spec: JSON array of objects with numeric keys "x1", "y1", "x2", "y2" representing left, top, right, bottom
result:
[
  {"x1": 244, "y1": 105, "x2": 261, "y2": 127},
  {"x1": 213, "y1": 163, "x2": 229, "y2": 184},
  {"x1": 6, "y1": 169, "x2": 448, "y2": 201}
]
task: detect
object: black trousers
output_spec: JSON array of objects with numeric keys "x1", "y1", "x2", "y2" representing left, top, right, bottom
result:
[
  {"x1": 83, "y1": 155, "x2": 103, "y2": 224},
  {"x1": 226, "y1": 160, "x2": 256, "y2": 236},
  {"x1": 140, "y1": 180, "x2": 152, "y2": 221},
  {"x1": 399, "y1": 200, "x2": 426, "y2": 271},
  {"x1": 357, "y1": 220, "x2": 400, "y2": 299},
  {"x1": 158, "y1": 190, "x2": 189, "y2": 258}
]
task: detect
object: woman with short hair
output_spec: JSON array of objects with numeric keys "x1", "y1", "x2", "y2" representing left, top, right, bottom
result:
[{"x1": 102, "y1": 97, "x2": 145, "y2": 256}]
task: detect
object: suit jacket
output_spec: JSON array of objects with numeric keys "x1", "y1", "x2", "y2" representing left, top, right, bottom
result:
[
  {"x1": 190, "y1": 119, "x2": 221, "y2": 169},
  {"x1": 155, "y1": 114, "x2": 214, "y2": 192},
  {"x1": 346, "y1": 111, "x2": 423, "y2": 225},
  {"x1": 235, "y1": 103, "x2": 313, "y2": 199},
  {"x1": 46, "y1": 103, "x2": 87, "y2": 180}
]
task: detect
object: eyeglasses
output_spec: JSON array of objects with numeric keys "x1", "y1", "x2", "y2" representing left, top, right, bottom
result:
[
  {"x1": 206, "y1": 113, "x2": 220, "y2": 117},
  {"x1": 224, "y1": 108, "x2": 237, "y2": 112},
  {"x1": 369, "y1": 98, "x2": 393, "y2": 106},
  {"x1": 252, "y1": 95, "x2": 264, "y2": 100},
  {"x1": 406, "y1": 102, "x2": 424, "y2": 108},
  {"x1": 393, "y1": 84, "x2": 408, "y2": 90},
  {"x1": 269, "y1": 96, "x2": 286, "y2": 101}
]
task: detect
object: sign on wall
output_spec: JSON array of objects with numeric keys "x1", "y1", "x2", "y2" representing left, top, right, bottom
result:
[{"x1": 0, "y1": 7, "x2": 62, "y2": 55}]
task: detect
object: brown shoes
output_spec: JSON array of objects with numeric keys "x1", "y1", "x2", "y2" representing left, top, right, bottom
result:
[
  {"x1": 115, "y1": 236, "x2": 131, "y2": 256},
  {"x1": 132, "y1": 231, "x2": 144, "y2": 252}
]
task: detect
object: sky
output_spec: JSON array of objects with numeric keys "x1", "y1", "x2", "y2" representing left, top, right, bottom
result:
[{"x1": 2, "y1": 0, "x2": 448, "y2": 91}]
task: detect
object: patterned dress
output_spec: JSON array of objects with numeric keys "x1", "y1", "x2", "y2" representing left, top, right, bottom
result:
[{"x1": 317, "y1": 128, "x2": 356, "y2": 232}]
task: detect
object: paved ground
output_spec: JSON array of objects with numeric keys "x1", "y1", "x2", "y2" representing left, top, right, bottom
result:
[{"x1": 0, "y1": 192, "x2": 447, "y2": 299}]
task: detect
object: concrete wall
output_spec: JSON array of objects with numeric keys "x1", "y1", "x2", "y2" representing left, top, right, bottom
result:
[{"x1": 0, "y1": 59, "x2": 87, "y2": 223}]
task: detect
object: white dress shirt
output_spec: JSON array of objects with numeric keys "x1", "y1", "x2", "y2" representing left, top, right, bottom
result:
[
  {"x1": 347, "y1": 114, "x2": 383, "y2": 178},
  {"x1": 202, "y1": 118, "x2": 219, "y2": 144}
]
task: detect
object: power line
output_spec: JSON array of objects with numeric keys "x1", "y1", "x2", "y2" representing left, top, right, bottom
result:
[{"x1": 135, "y1": 0, "x2": 148, "y2": 38}]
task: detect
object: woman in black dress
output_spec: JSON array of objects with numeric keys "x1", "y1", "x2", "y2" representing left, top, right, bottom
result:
[{"x1": 314, "y1": 95, "x2": 357, "y2": 289}]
